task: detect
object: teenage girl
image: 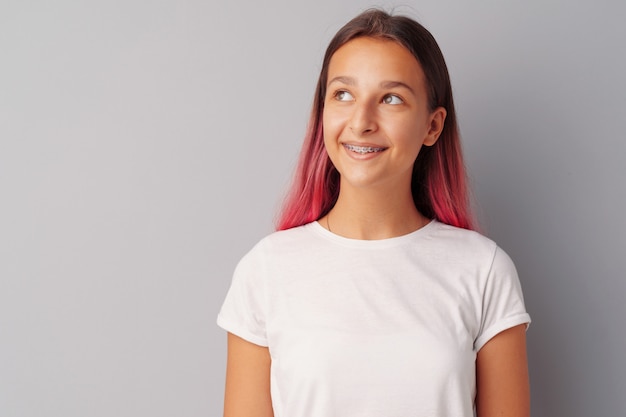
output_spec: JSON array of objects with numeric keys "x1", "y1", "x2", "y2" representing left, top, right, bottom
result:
[{"x1": 218, "y1": 9, "x2": 530, "y2": 417}]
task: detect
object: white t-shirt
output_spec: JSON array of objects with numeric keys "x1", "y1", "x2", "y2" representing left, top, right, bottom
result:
[{"x1": 217, "y1": 220, "x2": 530, "y2": 417}]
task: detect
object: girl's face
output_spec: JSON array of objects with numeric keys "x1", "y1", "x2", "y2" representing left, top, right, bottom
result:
[{"x1": 323, "y1": 37, "x2": 446, "y2": 194}]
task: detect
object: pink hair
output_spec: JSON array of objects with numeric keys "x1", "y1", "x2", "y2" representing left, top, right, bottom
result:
[{"x1": 277, "y1": 9, "x2": 475, "y2": 231}]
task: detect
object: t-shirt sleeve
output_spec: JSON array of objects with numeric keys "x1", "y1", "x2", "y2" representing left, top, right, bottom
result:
[
  {"x1": 217, "y1": 243, "x2": 269, "y2": 347},
  {"x1": 474, "y1": 246, "x2": 531, "y2": 351}
]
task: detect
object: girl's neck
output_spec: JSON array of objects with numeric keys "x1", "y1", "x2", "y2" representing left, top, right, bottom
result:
[{"x1": 321, "y1": 185, "x2": 430, "y2": 240}]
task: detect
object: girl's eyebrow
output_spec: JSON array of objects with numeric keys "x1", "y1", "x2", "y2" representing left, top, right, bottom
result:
[
  {"x1": 327, "y1": 76, "x2": 415, "y2": 95},
  {"x1": 379, "y1": 80, "x2": 415, "y2": 95},
  {"x1": 327, "y1": 75, "x2": 355, "y2": 86}
]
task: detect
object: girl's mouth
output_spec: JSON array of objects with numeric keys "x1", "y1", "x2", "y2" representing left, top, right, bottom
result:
[{"x1": 343, "y1": 144, "x2": 387, "y2": 154}]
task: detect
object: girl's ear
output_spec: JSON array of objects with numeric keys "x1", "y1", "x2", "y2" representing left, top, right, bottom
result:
[{"x1": 423, "y1": 107, "x2": 447, "y2": 146}]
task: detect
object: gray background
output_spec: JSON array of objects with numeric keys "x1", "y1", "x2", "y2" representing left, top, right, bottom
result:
[{"x1": 1, "y1": 0, "x2": 624, "y2": 416}]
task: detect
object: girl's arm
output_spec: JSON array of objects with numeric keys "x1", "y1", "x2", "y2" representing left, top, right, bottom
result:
[
  {"x1": 476, "y1": 324, "x2": 530, "y2": 417},
  {"x1": 224, "y1": 332, "x2": 274, "y2": 417}
]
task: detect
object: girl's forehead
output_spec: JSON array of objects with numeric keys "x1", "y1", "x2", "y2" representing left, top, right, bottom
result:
[{"x1": 327, "y1": 37, "x2": 425, "y2": 86}]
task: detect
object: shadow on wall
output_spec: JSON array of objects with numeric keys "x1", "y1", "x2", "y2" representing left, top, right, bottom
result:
[{"x1": 467, "y1": 86, "x2": 626, "y2": 416}]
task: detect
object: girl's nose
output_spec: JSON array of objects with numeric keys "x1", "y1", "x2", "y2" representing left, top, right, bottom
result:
[{"x1": 349, "y1": 101, "x2": 378, "y2": 135}]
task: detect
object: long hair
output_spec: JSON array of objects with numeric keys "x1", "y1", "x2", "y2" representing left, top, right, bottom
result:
[{"x1": 276, "y1": 9, "x2": 475, "y2": 231}]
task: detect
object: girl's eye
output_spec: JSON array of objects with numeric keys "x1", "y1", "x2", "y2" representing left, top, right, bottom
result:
[
  {"x1": 383, "y1": 94, "x2": 403, "y2": 105},
  {"x1": 334, "y1": 90, "x2": 354, "y2": 101}
]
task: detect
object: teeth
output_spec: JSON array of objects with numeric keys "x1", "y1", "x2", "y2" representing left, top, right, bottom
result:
[{"x1": 343, "y1": 144, "x2": 386, "y2": 154}]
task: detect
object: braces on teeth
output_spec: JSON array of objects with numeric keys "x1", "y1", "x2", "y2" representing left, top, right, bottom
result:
[{"x1": 344, "y1": 144, "x2": 386, "y2": 154}]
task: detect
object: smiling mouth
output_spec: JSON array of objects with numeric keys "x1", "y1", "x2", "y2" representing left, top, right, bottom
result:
[{"x1": 343, "y1": 144, "x2": 387, "y2": 154}]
